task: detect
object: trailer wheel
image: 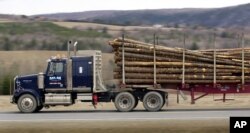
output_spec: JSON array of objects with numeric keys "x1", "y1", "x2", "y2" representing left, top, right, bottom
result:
[
  {"x1": 17, "y1": 94, "x2": 38, "y2": 113},
  {"x1": 114, "y1": 92, "x2": 135, "y2": 112},
  {"x1": 143, "y1": 91, "x2": 164, "y2": 112}
]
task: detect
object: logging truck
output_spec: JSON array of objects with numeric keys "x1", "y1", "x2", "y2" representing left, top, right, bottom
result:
[{"x1": 10, "y1": 35, "x2": 250, "y2": 113}]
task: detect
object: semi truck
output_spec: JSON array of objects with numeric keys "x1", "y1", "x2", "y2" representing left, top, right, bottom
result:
[
  {"x1": 10, "y1": 41, "x2": 167, "y2": 113},
  {"x1": 11, "y1": 35, "x2": 250, "y2": 113}
]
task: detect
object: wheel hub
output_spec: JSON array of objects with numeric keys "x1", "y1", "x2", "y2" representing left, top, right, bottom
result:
[
  {"x1": 147, "y1": 96, "x2": 160, "y2": 108},
  {"x1": 118, "y1": 96, "x2": 131, "y2": 109},
  {"x1": 21, "y1": 98, "x2": 34, "y2": 110},
  {"x1": 123, "y1": 100, "x2": 128, "y2": 104}
]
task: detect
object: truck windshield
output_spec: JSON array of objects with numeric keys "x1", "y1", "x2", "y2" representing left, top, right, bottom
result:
[{"x1": 48, "y1": 62, "x2": 64, "y2": 74}]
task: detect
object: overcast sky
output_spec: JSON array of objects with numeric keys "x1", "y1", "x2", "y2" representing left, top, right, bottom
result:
[{"x1": 0, "y1": 0, "x2": 249, "y2": 15}]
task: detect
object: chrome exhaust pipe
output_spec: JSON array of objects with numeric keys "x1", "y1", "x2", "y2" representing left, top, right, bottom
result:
[
  {"x1": 67, "y1": 40, "x2": 72, "y2": 59},
  {"x1": 73, "y1": 41, "x2": 78, "y2": 56}
]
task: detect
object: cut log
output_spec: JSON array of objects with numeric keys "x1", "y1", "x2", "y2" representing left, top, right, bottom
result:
[
  {"x1": 113, "y1": 67, "x2": 250, "y2": 73},
  {"x1": 116, "y1": 61, "x2": 243, "y2": 69},
  {"x1": 114, "y1": 73, "x2": 247, "y2": 80},
  {"x1": 119, "y1": 79, "x2": 241, "y2": 84}
]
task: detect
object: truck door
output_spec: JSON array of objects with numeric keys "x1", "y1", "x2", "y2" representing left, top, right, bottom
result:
[
  {"x1": 45, "y1": 61, "x2": 67, "y2": 92},
  {"x1": 72, "y1": 57, "x2": 93, "y2": 92}
]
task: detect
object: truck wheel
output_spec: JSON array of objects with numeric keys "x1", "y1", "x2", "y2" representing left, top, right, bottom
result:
[
  {"x1": 143, "y1": 91, "x2": 164, "y2": 112},
  {"x1": 17, "y1": 94, "x2": 38, "y2": 113},
  {"x1": 114, "y1": 92, "x2": 135, "y2": 112}
]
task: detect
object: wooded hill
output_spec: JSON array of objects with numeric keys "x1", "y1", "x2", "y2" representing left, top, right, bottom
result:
[{"x1": 38, "y1": 3, "x2": 250, "y2": 27}]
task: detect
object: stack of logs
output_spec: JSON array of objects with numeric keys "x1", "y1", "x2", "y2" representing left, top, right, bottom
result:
[{"x1": 109, "y1": 38, "x2": 250, "y2": 84}]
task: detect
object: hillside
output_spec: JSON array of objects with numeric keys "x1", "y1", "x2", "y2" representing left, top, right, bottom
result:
[
  {"x1": 0, "y1": 21, "x2": 250, "y2": 51},
  {"x1": 38, "y1": 3, "x2": 250, "y2": 27},
  {"x1": 0, "y1": 22, "x2": 112, "y2": 51}
]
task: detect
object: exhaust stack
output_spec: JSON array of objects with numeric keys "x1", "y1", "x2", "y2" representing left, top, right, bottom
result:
[
  {"x1": 74, "y1": 41, "x2": 78, "y2": 56},
  {"x1": 67, "y1": 40, "x2": 72, "y2": 59}
]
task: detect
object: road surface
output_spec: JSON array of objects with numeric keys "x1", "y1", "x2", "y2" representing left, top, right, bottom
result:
[{"x1": 0, "y1": 109, "x2": 250, "y2": 121}]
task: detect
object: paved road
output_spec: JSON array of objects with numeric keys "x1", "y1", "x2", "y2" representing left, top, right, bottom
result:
[{"x1": 0, "y1": 109, "x2": 250, "y2": 121}]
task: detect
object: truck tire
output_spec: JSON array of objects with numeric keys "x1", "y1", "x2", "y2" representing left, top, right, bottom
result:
[
  {"x1": 143, "y1": 91, "x2": 164, "y2": 112},
  {"x1": 114, "y1": 92, "x2": 135, "y2": 112},
  {"x1": 17, "y1": 94, "x2": 38, "y2": 113}
]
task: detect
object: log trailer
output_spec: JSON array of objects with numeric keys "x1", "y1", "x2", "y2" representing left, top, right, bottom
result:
[{"x1": 10, "y1": 34, "x2": 250, "y2": 113}]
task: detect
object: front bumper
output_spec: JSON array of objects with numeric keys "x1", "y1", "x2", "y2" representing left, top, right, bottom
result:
[{"x1": 10, "y1": 76, "x2": 18, "y2": 104}]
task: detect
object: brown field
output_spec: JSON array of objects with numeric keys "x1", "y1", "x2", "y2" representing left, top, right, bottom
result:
[
  {"x1": 0, "y1": 51, "x2": 65, "y2": 75},
  {"x1": 0, "y1": 51, "x2": 114, "y2": 80},
  {"x1": 53, "y1": 21, "x2": 175, "y2": 31},
  {"x1": 0, "y1": 19, "x2": 13, "y2": 23},
  {"x1": 52, "y1": 21, "x2": 176, "y2": 36}
]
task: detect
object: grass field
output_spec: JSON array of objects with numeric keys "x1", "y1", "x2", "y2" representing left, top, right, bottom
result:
[
  {"x1": 52, "y1": 21, "x2": 175, "y2": 35},
  {"x1": 0, "y1": 22, "x2": 110, "y2": 37},
  {"x1": 0, "y1": 51, "x2": 113, "y2": 79},
  {"x1": 0, "y1": 51, "x2": 65, "y2": 76}
]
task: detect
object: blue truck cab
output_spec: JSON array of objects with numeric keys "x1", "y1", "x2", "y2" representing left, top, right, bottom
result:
[{"x1": 11, "y1": 50, "x2": 112, "y2": 113}]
